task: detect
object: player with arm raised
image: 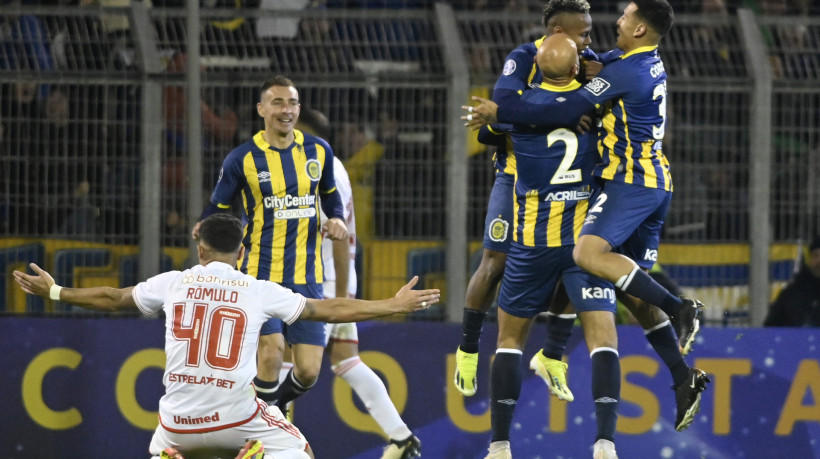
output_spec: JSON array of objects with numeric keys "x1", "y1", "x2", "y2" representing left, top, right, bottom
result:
[
  {"x1": 455, "y1": 0, "x2": 594, "y2": 401},
  {"x1": 485, "y1": 35, "x2": 621, "y2": 459},
  {"x1": 13, "y1": 213, "x2": 439, "y2": 459},
  {"x1": 465, "y1": 0, "x2": 710, "y2": 431}
]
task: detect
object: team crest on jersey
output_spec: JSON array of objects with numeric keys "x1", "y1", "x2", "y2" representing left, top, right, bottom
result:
[
  {"x1": 305, "y1": 159, "x2": 321, "y2": 181},
  {"x1": 489, "y1": 217, "x2": 509, "y2": 242},
  {"x1": 585, "y1": 77, "x2": 611, "y2": 96},
  {"x1": 503, "y1": 59, "x2": 517, "y2": 76}
]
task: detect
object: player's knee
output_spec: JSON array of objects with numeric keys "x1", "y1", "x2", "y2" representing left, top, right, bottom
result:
[
  {"x1": 572, "y1": 244, "x2": 590, "y2": 269},
  {"x1": 294, "y1": 366, "x2": 321, "y2": 386}
]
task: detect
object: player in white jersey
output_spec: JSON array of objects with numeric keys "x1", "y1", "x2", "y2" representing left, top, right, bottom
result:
[
  {"x1": 317, "y1": 157, "x2": 421, "y2": 458},
  {"x1": 13, "y1": 213, "x2": 439, "y2": 459}
]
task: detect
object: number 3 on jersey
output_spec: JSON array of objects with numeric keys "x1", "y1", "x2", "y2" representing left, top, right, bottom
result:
[
  {"x1": 173, "y1": 302, "x2": 248, "y2": 370},
  {"x1": 653, "y1": 82, "x2": 667, "y2": 140}
]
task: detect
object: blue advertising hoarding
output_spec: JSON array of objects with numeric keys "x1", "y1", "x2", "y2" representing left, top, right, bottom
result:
[{"x1": 1, "y1": 318, "x2": 818, "y2": 458}]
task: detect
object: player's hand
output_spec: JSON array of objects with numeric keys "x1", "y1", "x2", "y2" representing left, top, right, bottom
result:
[
  {"x1": 394, "y1": 275, "x2": 441, "y2": 313},
  {"x1": 461, "y1": 96, "x2": 498, "y2": 131},
  {"x1": 576, "y1": 114, "x2": 593, "y2": 134},
  {"x1": 13, "y1": 263, "x2": 55, "y2": 298},
  {"x1": 325, "y1": 218, "x2": 348, "y2": 241},
  {"x1": 584, "y1": 60, "x2": 603, "y2": 80},
  {"x1": 191, "y1": 220, "x2": 203, "y2": 240}
]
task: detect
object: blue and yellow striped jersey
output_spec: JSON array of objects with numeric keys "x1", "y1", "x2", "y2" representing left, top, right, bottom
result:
[
  {"x1": 491, "y1": 36, "x2": 546, "y2": 175},
  {"x1": 578, "y1": 46, "x2": 672, "y2": 191},
  {"x1": 209, "y1": 130, "x2": 337, "y2": 285},
  {"x1": 510, "y1": 80, "x2": 596, "y2": 248}
]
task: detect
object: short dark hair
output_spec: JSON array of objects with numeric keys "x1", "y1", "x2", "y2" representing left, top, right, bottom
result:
[
  {"x1": 542, "y1": 0, "x2": 590, "y2": 30},
  {"x1": 198, "y1": 213, "x2": 244, "y2": 254},
  {"x1": 297, "y1": 108, "x2": 331, "y2": 139},
  {"x1": 260, "y1": 75, "x2": 296, "y2": 101},
  {"x1": 633, "y1": 0, "x2": 675, "y2": 37}
]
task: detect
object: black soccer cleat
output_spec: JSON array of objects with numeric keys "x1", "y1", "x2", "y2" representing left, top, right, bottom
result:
[
  {"x1": 381, "y1": 434, "x2": 421, "y2": 459},
  {"x1": 674, "y1": 367, "x2": 710, "y2": 431},
  {"x1": 671, "y1": 297, "x2": 703, "y2": 356}
]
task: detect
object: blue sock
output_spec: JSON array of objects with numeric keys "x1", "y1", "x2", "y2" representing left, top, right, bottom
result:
[
  {"x1": 270, "y1": 369, "x2": 313, "y2": 410},
  {"x1": 591, "y1": 348, "x2": 620, "y2": 442},
  {"x1": 460, "y1": 309, "x2": 487, "y2": 354},
  {"x1": 542, "y1": 313, "x2": 576, "y2": 360},
  {"x1": 490, "y1": 349, "x2": 522, "y2": 442},
  {"x1": 645, "y1": 322, "x2": 689, "y2": 387},
  {"x1": 618, "y1": 267, "x2": 682, "y2": 316}
]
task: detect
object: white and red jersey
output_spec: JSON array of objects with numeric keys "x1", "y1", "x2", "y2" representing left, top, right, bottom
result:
[
  {"x1": 320, "y1": 156, "x2": 357, "y2": 298},
  {"x1": 132, "y1": 261, "x2": 306, "y2": 433}
]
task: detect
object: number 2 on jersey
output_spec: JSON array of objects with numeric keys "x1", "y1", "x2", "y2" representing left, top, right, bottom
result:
[
  {"x1": 548, "y1": 128, "x2": 582, "y2": 184},
  {"x1": 172, "y1": 302, "x2": 247, "y2": 370}
]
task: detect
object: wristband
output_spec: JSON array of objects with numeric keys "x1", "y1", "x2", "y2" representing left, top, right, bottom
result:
[{"x1": 50, "y1": 284, "x2": 63, "y2": 301}]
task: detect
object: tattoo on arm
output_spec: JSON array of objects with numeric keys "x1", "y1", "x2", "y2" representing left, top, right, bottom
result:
[{"x1": 303, "y1": 300, "x2": 317, "y2": 319}]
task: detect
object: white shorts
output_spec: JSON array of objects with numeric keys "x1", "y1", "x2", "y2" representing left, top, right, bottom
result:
[
  {"x1": 148, "y1": 400, "x2": 309, "y2": 456},
  {"x1": 323, "y1": 322, "x2": 359, "y2": 346}
]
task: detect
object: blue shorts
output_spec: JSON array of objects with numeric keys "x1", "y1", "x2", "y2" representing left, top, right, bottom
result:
[
  {"x1": 482, "y1": 171, "x2": 514, "y2": 253},
  {"x1": 497, "y1": 243, "x2": 616, "y2": 318},
  {"x1": 580, "y1": 179, "x2": 671, "y2": 269},
  {"x1": 260, "y1": 282, "x2": 327, "y2": 346}
]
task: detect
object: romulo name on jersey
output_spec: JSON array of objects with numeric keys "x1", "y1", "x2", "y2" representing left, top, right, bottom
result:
[
  {"x1": 186, "y1": 287, "x2": 239, "y2": 304},
  {"x1": 581, "y1": 286, "x2": 615, "y2": 301},
  {"x1": 182, "y1": 274, "x2": 249, "y2": 287},
  {"x1": 543, "y1": 190, "x2": 592, "y2": 202}
]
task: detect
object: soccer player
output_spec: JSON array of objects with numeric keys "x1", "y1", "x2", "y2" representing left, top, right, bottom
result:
[
  {"x1": 192, "y1": 76, "x2": 347, "y2": 418},
  {"x1": 455, "y1": 0, "x2": 595, "y2": 400},
  {"x1": 485, "y1": 34, "x2": 620, "y2": 459},
  {"x1": 465, "y1": 0, "x2": 711, "y2": 431},
  {"x1": 459, "y1": 0, "x2": 708, "y2": 433},
  {"x1": 12, "y1": 213, "x2": 440, "y2": 459},
  {"x1": 298, "y1": 109, "x2": 421, "y2": 458}
]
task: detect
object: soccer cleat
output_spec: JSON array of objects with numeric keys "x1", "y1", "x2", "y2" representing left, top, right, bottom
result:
[
  {"x1": 529, "y1": 351, "x2": 574, "y2": 402},
  {"x1": 284, "y1": 401, "x2": 294, "y2": 423},
  {"x1": 235, "y1": 440, "x2": 265, "y2": 459},
  {"x1": 160, "y1": 448, "x2": 184, "y2": 459},
  {"x1": 454, "y1": 347, "x2": 479, "y2": 396},
  {"x1": 380, "y1": 434, "x2": 421, "y2": 459},
  {"x1": 592, "y1": 439, "x2": 618, "y2": 459},
  {"x1": 671, "y1": 297, "x2": 703, "y2": 356},
  {"x1": 483, "y1": 441, "x2": 512, "y2": 459},
  {"x1": 674, "y1": 367, "x2": 710, "y2": 431}
]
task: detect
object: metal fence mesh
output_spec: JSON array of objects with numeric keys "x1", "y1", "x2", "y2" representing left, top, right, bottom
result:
[{"x1": 2, "y1": 5, "x2": 819, "y2": 322}]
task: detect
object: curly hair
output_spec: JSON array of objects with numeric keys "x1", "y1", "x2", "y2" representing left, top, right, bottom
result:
[{"x1": 542, "y1": 0, "x2": 591, "y2": 29}]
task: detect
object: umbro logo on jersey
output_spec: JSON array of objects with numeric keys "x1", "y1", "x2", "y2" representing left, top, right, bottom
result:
[
  {"x1": 258, "y1": 171, "x2": 271, "y2": 183},
  {"x1": 595, "y1": 397, "x2": 618, "y2": 403},
  {"x1": 556, "y1": 97, "x2": 566, "y2": 102},
  {"x1": 585, "y1": 77, "x2": 611, "y2": 96},
  {"x1": 497, "y1": 399, "x2": 517, "y2": 405}
]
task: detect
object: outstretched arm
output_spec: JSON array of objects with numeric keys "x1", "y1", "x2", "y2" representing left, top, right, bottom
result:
[
  {"x1": 301, "y1": 276, "x2": 440, "y2": 323},
  {"x1": 14, "y1": 263, "x2": 137, "y2": 312}
]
